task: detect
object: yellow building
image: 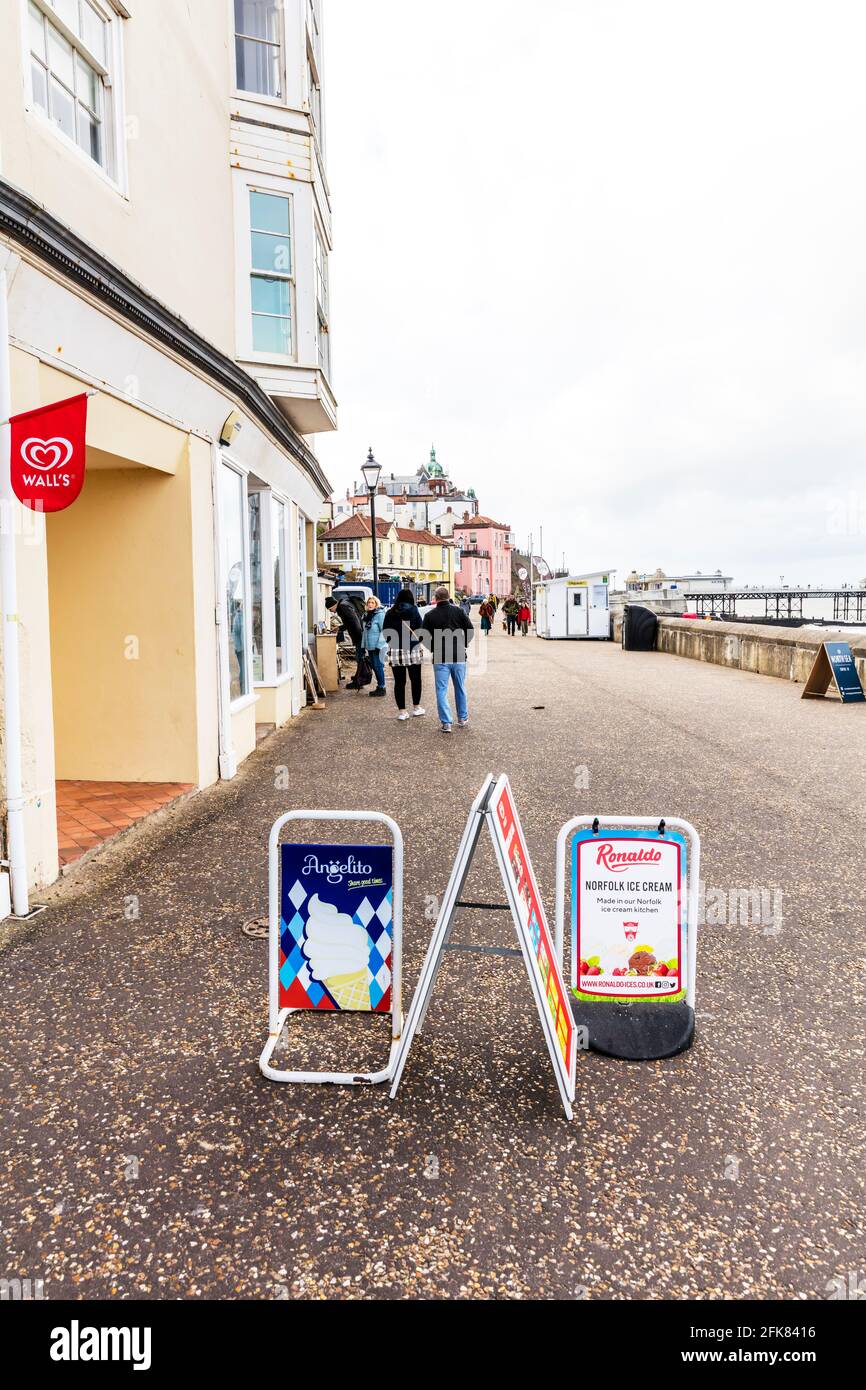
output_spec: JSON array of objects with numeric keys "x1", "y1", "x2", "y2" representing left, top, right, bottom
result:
[
  {"x1": 318, "y1": 516, "x2": 456, "y2": 599},
  {"x1": 0, "y1": 1, "x2": 336, "y2": 906}
]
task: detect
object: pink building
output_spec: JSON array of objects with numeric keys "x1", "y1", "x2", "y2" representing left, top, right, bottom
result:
[{"x1": 454, "y1": 514, "x2": 514, "y2": 598}]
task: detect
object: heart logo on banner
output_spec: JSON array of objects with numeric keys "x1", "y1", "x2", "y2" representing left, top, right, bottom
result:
[
  {"x1": 10, "y1": 393, "x2": 89, "y2": 512},
  {"x1": 19, "y1": 436, "x2": 74, "y2": 471}
]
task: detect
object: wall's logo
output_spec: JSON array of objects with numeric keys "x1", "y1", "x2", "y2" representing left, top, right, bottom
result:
[
  {"x1": 10, "y1": 393, "x2": 89, "y2": 512},
  {"x1": 19, "y1": 436, "x2": 74, "y2": 471}
]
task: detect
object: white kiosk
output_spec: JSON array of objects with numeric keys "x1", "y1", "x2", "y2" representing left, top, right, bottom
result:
[{"x1": 535, "y1": 571, "x2": 613, "y2": 640}]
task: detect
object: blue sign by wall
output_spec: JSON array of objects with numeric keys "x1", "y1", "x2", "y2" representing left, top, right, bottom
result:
[{"x1": 825, "y1": 642, "x2": 865, "y2": 702}]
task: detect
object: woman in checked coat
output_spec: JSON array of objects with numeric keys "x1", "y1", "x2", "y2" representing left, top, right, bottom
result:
[{"x1": 382, "y1": 589, "x2": 426, "y2": 721}]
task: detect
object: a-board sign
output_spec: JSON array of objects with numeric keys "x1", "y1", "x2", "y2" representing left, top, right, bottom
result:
[
  {"x1": 279, "y1": 843, "x2": 394, "y2": 1013},
  {"x1": 571, "y1": 828, "x2": 687, "y2": 1003},
  {"x1": 259, "y1": 809, "x2": 404, "y2": 1089},
  {"x1": 390, "y1": 775, "x2": 576, "y2": 1119},
  {"x1": 801, "y1": 641, "x2": 865, "y2": 703},
  {"x1": 490, "y1": 779, "x2": 576, "y2": 1074},
  {"x1": 555, "y1": 816, "x2": 701, "y2": 1062}
]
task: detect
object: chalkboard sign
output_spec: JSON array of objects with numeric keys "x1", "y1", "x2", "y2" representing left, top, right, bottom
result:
[{"x1": 802, "y1": 641, "x2": 866, "y2": 703}]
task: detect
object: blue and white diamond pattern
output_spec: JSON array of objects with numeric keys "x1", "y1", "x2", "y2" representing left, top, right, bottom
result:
[
  {"x1": 288, "y1": 879, "x2": 307, "y2": 911},
  {"x1": 354, "y1": 896, "x2": 374, "y2": 929}
]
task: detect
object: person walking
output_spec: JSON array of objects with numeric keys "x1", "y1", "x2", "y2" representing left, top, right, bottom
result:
[
  {"x1": 362, "y1": 595, "x2": 388, "y2": 697},
  {"x1": 325, "y1": 593, "x2": 365, "y2": 688},
  {"x1": 422, "y1": 585, "x2": 474, "y2": 733},
  {"x1": 503, "y1": 594, "x2": 520, "y2": 636},
  {"x1": 383, "y1": 588, "x2": 426, "y2": 721},
  {"x1": 460, "y1": 593, "x2": 472, "y2": 617},
  {"x1": 518, "y1": 598, "x2": 531, "y2": 635},
  {"x1": 479, "y1": 597, "x2": 495, "y2": 634}
]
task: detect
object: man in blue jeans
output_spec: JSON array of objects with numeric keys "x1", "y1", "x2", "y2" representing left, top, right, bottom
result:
[{"x1": 421, "y1": 585, "x2": 474, "y2": 733}]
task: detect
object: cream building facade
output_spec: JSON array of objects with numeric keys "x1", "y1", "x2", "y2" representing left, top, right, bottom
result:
[{"x1": 0, "y1": 0, "x2": 335, "y2": 905}]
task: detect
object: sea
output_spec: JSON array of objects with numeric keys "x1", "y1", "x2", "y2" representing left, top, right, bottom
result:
[{"x1": 723, "y1": 595, "x2": 865, "y2": 636}]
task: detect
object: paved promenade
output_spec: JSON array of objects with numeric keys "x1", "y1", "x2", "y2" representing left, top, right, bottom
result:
[{"x1": 1, "y1": 630, "x2": 863, "y2": 1299}]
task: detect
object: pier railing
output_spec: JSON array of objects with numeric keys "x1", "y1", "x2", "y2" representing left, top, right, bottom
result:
[{"x1": 683, "y1": 590, "x2": 866, "y2": 622}]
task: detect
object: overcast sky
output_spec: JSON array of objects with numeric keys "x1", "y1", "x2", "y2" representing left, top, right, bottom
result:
[{"x1": 315, "y1": 0, "x2": 866, "y2": 586}]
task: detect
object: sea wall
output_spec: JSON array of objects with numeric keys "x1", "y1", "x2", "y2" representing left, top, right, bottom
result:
[{"x1": 634, "y1": 616, "x2": 866, "y2": 687}]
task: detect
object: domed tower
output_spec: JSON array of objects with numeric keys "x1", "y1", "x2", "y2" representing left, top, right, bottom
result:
[{"x1": 427, "y1": 444, "x2": 449, "y2": 495}]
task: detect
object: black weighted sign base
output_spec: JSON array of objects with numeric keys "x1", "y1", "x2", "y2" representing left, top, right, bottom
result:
[{"x1": 570, "y1": 998, "x2": 695, "y2": 1060}]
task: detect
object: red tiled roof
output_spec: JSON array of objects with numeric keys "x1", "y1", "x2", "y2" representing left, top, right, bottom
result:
[
  {"x1": 320, "y1": 515, "x2": 392, "y2": 541},
  {"x1": 395, "y1": 526, "x2": 452, "y2": 546},
  {"x1": 454, "y1": 515, "x2": 511, "y2": 531}
]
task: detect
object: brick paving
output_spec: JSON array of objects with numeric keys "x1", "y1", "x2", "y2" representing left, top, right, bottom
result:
[{"x1": 56, "y1": 781, "x2": 193, "y2": 867}]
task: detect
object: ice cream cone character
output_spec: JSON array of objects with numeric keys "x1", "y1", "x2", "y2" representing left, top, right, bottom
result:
[{"x1": 302, "y1": 893, "x2": 371, "y2": 1011}]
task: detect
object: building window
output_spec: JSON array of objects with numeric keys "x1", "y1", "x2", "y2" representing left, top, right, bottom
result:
[
  {"x1": 308, "y1": 57, "x2": 322, "y2": 138},
  {"x1": 249, "y1": 189, "x2": 293, "y2": 356},
  {"x1": 272, "y1": 497, "x2": 288, "y2": 676},
  {"x1": 442, "y1": 548, "x2": 448, "y2": 569},
  {"x1": 248, "y1": 490, "x2": 264, "y2": 682},
  {"x1": 234, "y1": 0, "x2": 281, "y2": 99},
  {"x1": 220, "y1": 465, "x2": 250, "y2": 703},
  {"x1": 28, "y1": 0, "x2": 115, "y2": 174},
  {"x1": 327, "y1": 541, "x2": 353, "y2": 562},
  {"x1": 315, "y1": 229, "x2": 330, "y2": 377},
  {"x1": 306, "y1": 0, "x2": 321, "y2": 67}
]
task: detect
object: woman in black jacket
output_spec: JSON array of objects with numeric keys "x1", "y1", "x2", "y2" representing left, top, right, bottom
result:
[{"x1": 383, "y1": 589, "x2": 426, "y2": 721}]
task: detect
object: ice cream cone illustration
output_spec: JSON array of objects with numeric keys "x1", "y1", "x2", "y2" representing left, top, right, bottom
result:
[
  {"x1": 302, "y1": 893, "x2": 371, "y2": 1011},
  {"x1": 325, "y1": 969, "x2": 372, "y2": 1011}
]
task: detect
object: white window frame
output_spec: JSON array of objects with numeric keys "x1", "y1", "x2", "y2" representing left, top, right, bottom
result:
[
  {"x1": 305, "y1": 0, "x2": 324, "y2": 149},
  {"x1": 271, "y1": 494, "x2": 291, "y2": 678},
  {"x1": 232, "y1": 0, "x2": 286, "y2": 105},
  {"x1": 22, "y1": 0, "x2": 128, "y2": 192},
  {"x1": 242, "y1": 181, "x2": 296, "y2": 363},
  {"x1": 314, "y1": 221, "x2": 331, "y2": 380},
  {"x1": 249, "y1": 486, "x2": 292, "y2": 688},
  {"x1": 220, "y1": 457, "x2": 255, "y2": 712}
]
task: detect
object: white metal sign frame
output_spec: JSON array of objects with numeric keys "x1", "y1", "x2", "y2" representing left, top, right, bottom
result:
[
  {"x1": 259, "y1": 809, "x2": 403, "y2": 1085},
  {"x1": 554, "y1": 815, "x2": 701, "y2": 1010},
  {"x1": 390, "y1": 775, "x2": 576, "y2": 1120}
]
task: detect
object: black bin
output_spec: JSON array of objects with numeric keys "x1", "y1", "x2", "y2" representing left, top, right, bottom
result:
[{"x1": 622, "y1": 603, "x2": 658, "y2": 651}]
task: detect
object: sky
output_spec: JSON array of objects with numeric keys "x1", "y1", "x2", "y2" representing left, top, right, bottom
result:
[{"x1": 315, "y1": 0, "x2": 866, "y2": 587}]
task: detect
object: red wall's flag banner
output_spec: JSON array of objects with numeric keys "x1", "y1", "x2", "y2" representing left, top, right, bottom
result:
[{"x1": 9, "y1": 393, "x2": 89, "y2": 512}]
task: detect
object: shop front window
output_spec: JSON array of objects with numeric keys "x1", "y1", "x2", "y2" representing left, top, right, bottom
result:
[
  {"x1": 248, "y1": 490, "x2": 264, "y2": 681},
  {"x1": 272, "y1": 496, "x2": 288, "y2": 675},
  {"x1": 221, "y1": 465, "x2": 249, "y2": 702}
]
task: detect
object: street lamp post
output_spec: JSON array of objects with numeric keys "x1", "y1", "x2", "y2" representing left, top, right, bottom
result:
[{"x1": 361, "y1": 447, "x2": 382, "y2": 597}]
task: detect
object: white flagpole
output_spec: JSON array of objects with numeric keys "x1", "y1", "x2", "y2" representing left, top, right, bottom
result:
[{"x1": 0, "y1": 265, "x2": 29, "y2": 915}]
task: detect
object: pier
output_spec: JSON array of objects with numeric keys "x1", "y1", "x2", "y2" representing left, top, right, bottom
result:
[{"x1": 684, "y1": 588, "x2": 866, "y2": 622}]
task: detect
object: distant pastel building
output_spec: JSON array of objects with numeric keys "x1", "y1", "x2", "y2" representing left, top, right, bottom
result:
[
  {"x1": 335, "y1": 446, "x2": 480, "y2": 535},
  {"x1": 453, "y1": 515, "x2": 514, "y2": 597}
]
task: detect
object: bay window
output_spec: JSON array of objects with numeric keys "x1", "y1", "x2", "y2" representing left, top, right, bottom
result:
[
  {"x1": 315, "y1": 229, "x2": 330, "y2": 377},
  {"x1": 234, "y1": 0, "x2": 282, "y2": 99},
  {"x1": 249, "y1": 189, "x2": 293, "y2": 357},
  {"x1": 28, "y1": 0, "x2": 118, "y2": 176}
]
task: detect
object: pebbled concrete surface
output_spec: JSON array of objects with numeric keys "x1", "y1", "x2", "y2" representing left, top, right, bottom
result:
[{"x1": 0, "y1": 630, "x2": 863, "y2": 1299}]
